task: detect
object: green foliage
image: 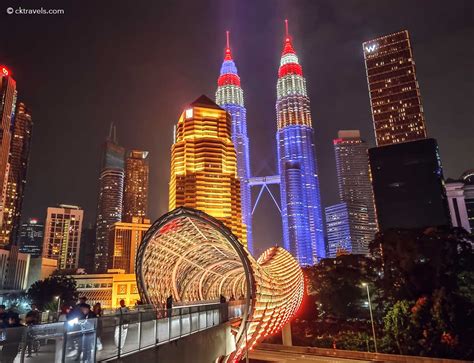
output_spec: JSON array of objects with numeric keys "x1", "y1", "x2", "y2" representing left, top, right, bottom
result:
[
  {"x1": 305, "y1": 255, "x2": 377, "y2": 320},
  {"x1": 296, "y1": 227, "x2": 474, "y2": 360},
  {"x1": 27, "y1": 275, "x2": 78, "y2": 310}
]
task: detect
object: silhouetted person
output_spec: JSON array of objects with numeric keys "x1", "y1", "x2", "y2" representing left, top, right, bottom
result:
[
  {"x1": 166, "y1": 295, "x2": 173, "y2": 317},
  {"x1": 1, "y1": 315, "x2": 25, "y2": 363},
  {"x1": 219, "y1": 295, "x2": 226, "y2": 304},
  {"x1": 0, "y1": 305, "x2": 7, "y2": 328},
  {"x1": 78, "y1": 304, "x2": 96, "y2": 363},
  {"x1": 25, "y1": 304, "x2": 41, "y2": 357},
  {"x1": 114, "y1": 300, "x2": 129, "y2": 350}
]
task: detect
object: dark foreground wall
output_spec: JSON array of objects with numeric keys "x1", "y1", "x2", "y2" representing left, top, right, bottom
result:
[{"x1": 112, "y1": 323, "x2": 232, "y2": 363}]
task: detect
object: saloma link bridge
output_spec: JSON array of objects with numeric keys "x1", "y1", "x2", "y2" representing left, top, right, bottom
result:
[{"x1": 136, "y1": 207, "x2": 304, "y2": 362}]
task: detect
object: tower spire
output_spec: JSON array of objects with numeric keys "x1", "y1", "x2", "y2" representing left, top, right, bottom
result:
[
  {"x1": 285, "y1": 19, "x2": 289, "y2": 40},
  {"x1": 224, "y1": 30, "x2": 232, "y2": 60}
]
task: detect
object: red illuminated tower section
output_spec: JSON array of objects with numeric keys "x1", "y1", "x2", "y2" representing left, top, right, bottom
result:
[{"x1": 276, "y1": 21, "x2": 325, "y2": 264}]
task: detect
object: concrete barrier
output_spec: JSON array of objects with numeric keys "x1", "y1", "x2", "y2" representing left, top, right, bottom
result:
[{"x1": 254, "y1": 343, "x2": 471, "y2": 363}]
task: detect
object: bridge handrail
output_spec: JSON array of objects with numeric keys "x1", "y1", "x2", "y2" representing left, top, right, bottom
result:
[{"x1": 1, "y1": 302, "x2": 245, "y2": 363}]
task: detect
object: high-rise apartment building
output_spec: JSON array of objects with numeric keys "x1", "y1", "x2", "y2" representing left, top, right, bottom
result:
[
  {"x1": 109, "y1": 217, "x2": 151, "y2": 273},
  {"x1": 42, "y1": 205, "x2": 84, "y2": 270},
  {"x1": 363, "y1": 30, "x2": 427, "y2": 146},
  {"x1": 0, "y1": 102, "x2": 33, "y2": 245},
  {"x1": 369, "y1": 138, "x2": 450, "y2": 231},
  {"x1": 276, "y1": 21, "x2": 325, "y2": 265},
  {"x1": 122, "y1": 150, "x2": 149, "y2": 222},
  {"x1": 18, "y1": 218, "x2": 44, "y2": 257},
  {"x1": 333, "y1": 130, "x2": 377, "y2": 254},
  {"x1": 215, "y1": 32, "x2": 253, "y2": 254},
  {"x1": 95, "y1": 125, "x2": 125, "y2": 272},
  {"x1": 169, "y1": 95, "x2": 247, "y2": 245},
  {"x1": 0, "y1": 66, "x2": 17, "y2": 241}
]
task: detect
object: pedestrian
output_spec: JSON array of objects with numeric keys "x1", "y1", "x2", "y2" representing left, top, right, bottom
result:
[
  {"x1": 78, "y1": 304, "x2": 96, "y2": 363},
  {"x1": 92, "y1": 303, "x2": 103, "y2": 351},
  {"x1": 0, "y1": 305, "x2": 7, "y2": 328},
  {"x1": 166, "y1": 295, "x2": 173, "y2": 317},
  {"x1": 114, "y1": 300, "x2": 129, "y2": 350},
  {"x1": 1, "y1": 315, "x2": 26, "y2": 363},
  {"x1": 25, "y1": 304, "x2": 41, "y2": 357}
]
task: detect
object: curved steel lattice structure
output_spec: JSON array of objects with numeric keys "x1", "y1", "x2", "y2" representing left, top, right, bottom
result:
[{"x1": 136, "y1": 207, "x2": 304, "y2": 362}]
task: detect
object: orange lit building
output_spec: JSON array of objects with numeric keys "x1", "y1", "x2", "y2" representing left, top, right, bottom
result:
[
  {"x1": 108, "y1": 217, "x2": 151, "y2": 273},
  {"x1": 0, "y1": 66, "x2": 17, "y2": 244},
  {"x1": 169, "y1": 95, "x2": 247, "y2": 245},
  {"x1": 0, "y1": 102, "x2": 33, "y2": 245}
]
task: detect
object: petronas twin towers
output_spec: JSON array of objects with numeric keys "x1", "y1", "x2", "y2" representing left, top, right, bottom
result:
[{"x1": 214, "y1": 22, "x2": 325, "y2": 265}]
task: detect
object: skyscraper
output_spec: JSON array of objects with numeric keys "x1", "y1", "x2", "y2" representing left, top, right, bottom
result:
[
  {"x1": 276, "y1": 21, "x2": 324, "y2": 264},
  {"x1": 325, "y1": 202, "x2": 370, "y2": 258},
  {"x1": 123, "y1": 150, "x2": 149, "y2": 222},
  {"x1": 333, "y1": 130, "x2": 377, "y2": 254},
  {"x1": 363, "y1": 30, "x2": 427, "y2": 146},
  {"x1": 169, "y1": 95, "x2": 247, "y2": 245},
  {"x1": 109, "y1": 217, "x2": 151, "y2": 273},
  {"x1": 0, "y1": 66, "x2": 17, "y2": 242},
  {"x1": 215, "y1": 31, "x2": 253, "y2": 253},
  {"x1": 325, "y1": 203, "x2": 352, "y2": 257},
  {"x1": 369, "y1": 138, "x2": 450, "y2": 231},
  {"x1": 18, "y1": 218, "x2": 44, "y2": 257},
  {"x1": 95, "y1": 124, "x2": 125, "y2": 272},
  {"x1": 0, "y1": 102, "x2": 33, "y2": 245},
  {"x1": 42, "y1": 205, "x2": 83, "y2": 270}
]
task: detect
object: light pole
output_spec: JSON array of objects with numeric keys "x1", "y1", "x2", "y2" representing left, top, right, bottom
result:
[
  {"x1": 362, "y1": 282, "x2": 377, "y2": 353},
  {"x1": 55, "y1": 296, "x2": 61, "y2": 314}
]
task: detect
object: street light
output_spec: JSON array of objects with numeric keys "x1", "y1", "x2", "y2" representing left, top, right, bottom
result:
[
  {"x1": 55, "y1": 296, "x2": 61, "y2": 314},
  {"x1": 362, "y1": 282, "x2": 378, "y2": 353}
]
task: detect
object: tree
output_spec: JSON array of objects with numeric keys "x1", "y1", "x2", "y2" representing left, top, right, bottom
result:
[
  {"x1": 305, "y1": 255, "x2": 378, "y2": 320},
  {"x1": 27, "y1": 275, "x2": 78, "y2": 310},
  {"x1": 383, "y1": 300, "x2": 415, "y2": 354},
  {"x1": 374, "y1": 227, "x2": 474, "y2": 359}
]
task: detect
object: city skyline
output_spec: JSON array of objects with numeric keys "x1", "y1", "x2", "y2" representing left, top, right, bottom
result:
[{"x1": 1, "y1": 0, "x2": 473, "y2": 255}]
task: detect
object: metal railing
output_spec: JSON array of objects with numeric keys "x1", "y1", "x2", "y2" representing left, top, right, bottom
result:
[{"x1": 0, "y1": 302, "x2": 245, "y2": 363}]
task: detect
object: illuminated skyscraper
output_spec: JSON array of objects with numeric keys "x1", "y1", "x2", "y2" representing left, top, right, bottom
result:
[
  {"x1": 95, "y1": 124, "x2": 125, "y2": 272},
  {"x1": 333, "y1": 130, "x2": 377, "y2": 254},
  {"x1": 42, "y1": 205, "x2": 83, "y2": 270},
  {"x1": 169, "y1": 95, "x2": 247, "y2": 245},
  {"x1": 0, "y1": 102, "x2": 33, "y2": 245},
  {"x1": 109, "y1": 217, "x2": 151, "y2": 273},
  {"x1": 215, "y1": 31, "x2": 253, "y2": 253},
  {"x1": 363, "y1": 30, "x2": 427, "y2": 146},
  {"x1": 18, "y1": 218, "x2": 44, "y2": 257},
  {"x1": 123, "y1": 150, "x2": 149, "y2": 222},
  {"x1": 276, "y1": 21, "x2": 324, "y2": 264},
  {"x1": 0, "y1": 66, "x2": 17, "y2": 244}
]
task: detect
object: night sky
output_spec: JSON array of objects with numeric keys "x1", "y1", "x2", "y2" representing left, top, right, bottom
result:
[{"x1": 1, "y1": 0, "x2": 473, "y2": 256}]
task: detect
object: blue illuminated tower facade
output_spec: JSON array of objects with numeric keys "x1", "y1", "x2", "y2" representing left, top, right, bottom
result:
[
  {"x1": 276, "y1": 22, "x2": 325, "y2": 265},
  {"x1": 215, "y1": 32, "x2": 253, "y2": 253}
]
